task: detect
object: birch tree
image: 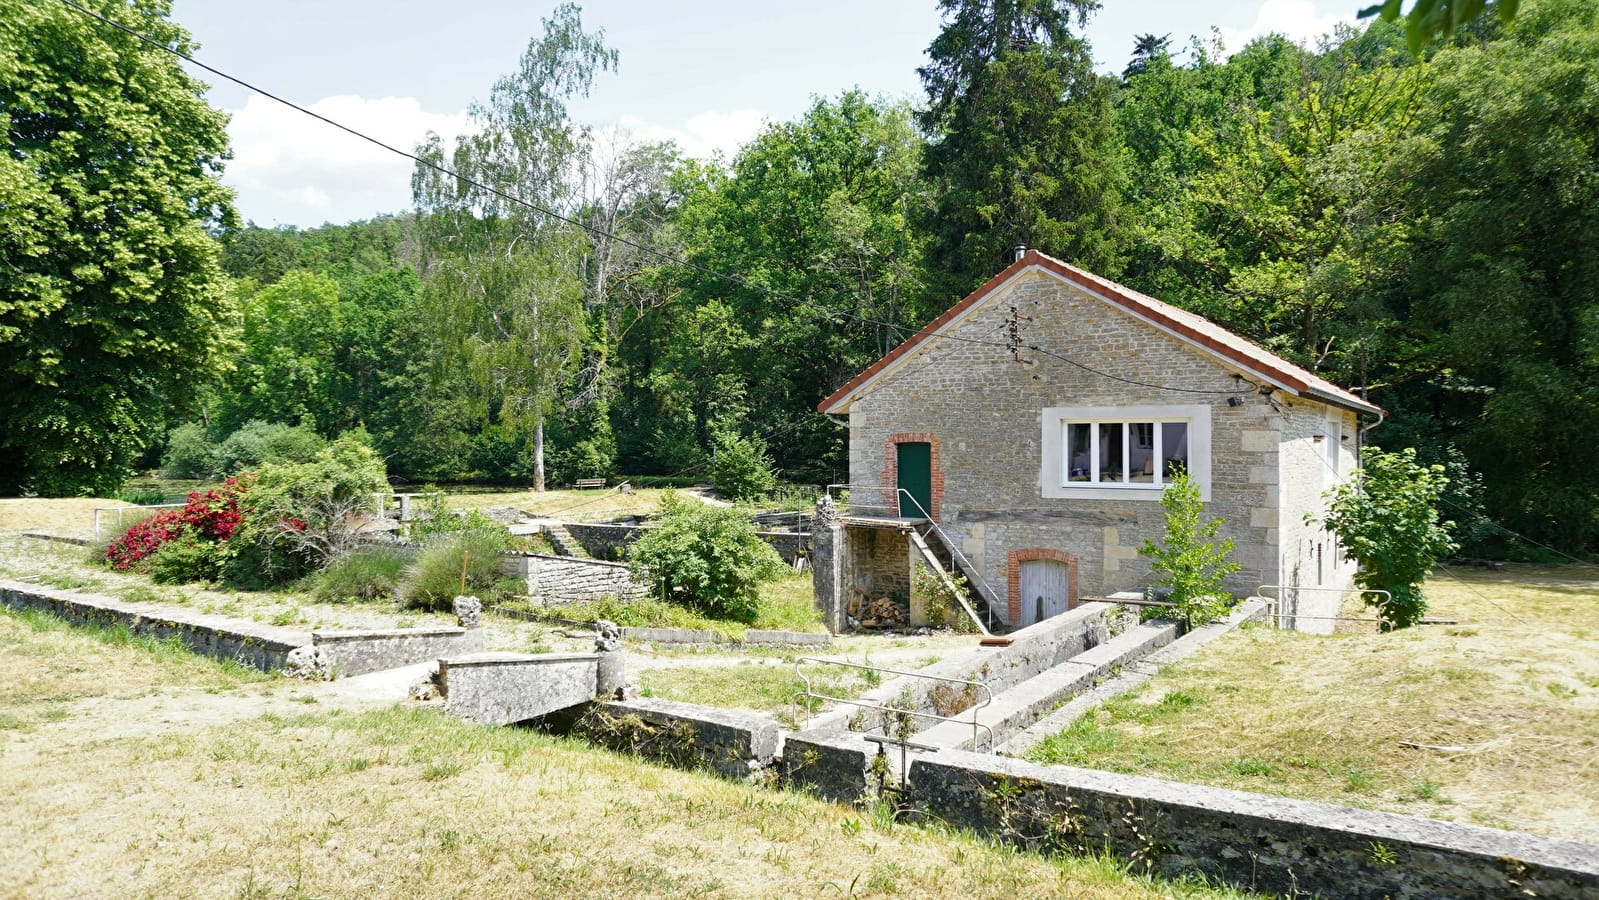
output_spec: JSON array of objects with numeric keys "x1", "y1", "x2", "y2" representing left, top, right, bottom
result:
[{"x1": 412, "y1": 3, "x2": 614, "y2": 490}]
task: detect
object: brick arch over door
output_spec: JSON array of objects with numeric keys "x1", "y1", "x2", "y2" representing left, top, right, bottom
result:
[
  {"x1": 1007, "y1": 548, "x2": 1080, "y2": 625},
  {"x1": 882, "y1": 432, "x2": 944, "y2": 520}
]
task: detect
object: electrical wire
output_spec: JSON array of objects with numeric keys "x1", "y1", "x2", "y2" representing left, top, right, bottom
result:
[{"x1": 1026, "y1": 344, "x2": 1246, "y2": 395}]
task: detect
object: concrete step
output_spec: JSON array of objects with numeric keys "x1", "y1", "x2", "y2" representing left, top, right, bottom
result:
[
  {"x1": 544, "y1": 523, "x2": 591, "y2": 558},
  {"x1": 915, "y1": 620, "x2": 1180, "y2": 752}
]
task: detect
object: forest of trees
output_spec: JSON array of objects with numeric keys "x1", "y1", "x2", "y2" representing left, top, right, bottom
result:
[{"x1": 7, "y1": 0, "x2": 1598, "y2": 556}]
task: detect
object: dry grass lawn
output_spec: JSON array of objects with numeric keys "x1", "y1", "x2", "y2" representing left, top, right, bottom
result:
[
  {"x1": 443, "y1": 485, "x2": 673, "y2": 522},
  {"x1": 0, "y1": 609, "x2": 1250, "y2": 900},
  {"x1": 1027, "y1": 565, "x2": 1599, "y2": 842}
]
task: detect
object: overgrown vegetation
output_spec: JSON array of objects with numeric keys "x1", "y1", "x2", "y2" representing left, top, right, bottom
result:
[
  {"x1": 626, "y1": 491, "x2": 788, "y2": 623},
  {"x1": 401, "y1": 529, "x2": 516, "y2": 612},
  {"x1": 1137, "y1": 472, "x2": 1240, "y2": 627},
  {"x1": 311, "y1": 545, "x2": 410, "y2": 604},
  {"x1": 1317, "y1": 448, "x2": 1456, "y2": 630}
]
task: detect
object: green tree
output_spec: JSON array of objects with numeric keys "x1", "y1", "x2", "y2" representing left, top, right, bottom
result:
[
  {"x1": 1124, "y1": 36, "x2": 1425, "y2": 388},
  {"x1": 918, "y1": 0, "x2": 1126, "y2": 297},
  {"x1": 412, "y1": 2, "x2": 614, "y2": 491},
  {"x1": 1361, "y1": 0, "x2": 1521, "y2": 54},
  {"x1": 1138, "y1": 471, "x2": 1241, "y2": 627},
  {"x1": 1401, "y1": 0, "x2": 1599, "y2": 550},
  {"x1": 0, "y1": 0, "x2": 236, "y2": 495},
  {"x1": 644, "y1": 93, "x2": 930, "y2": 481},
  {"x1": 627, "y1": 492, "x2": 787, "y2": 622},
  {"x1": 1317, "y1": 447, "x2": 1455, "y2": 630}
]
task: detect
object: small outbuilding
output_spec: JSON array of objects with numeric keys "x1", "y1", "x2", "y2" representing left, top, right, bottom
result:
[{"x1": 810, "y1": 249, "x2": 1382, "y2": 634}]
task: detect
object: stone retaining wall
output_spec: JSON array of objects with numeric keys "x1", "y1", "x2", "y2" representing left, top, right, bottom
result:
[
  {"x1": 599, "y1": 697, "x2": 782, "y2": 780},
  {"x1": 0, "y1": 580, "x2": 303, "y2": 672},
  {"x1": 499, "y1": 553, "x2": 648, "y2": 602},
  {"x1": 441, "y1": 652, "x2": 601, "y2": 726},
  {"x1": 908, "y1": 748, "x2": 1599, "y2": 900},
  {"x1": 312, "y1": 628, "x2": 484, "y2": 678},
  {"x1": 805, "y1": 601, "x2": 1136, "y2": 735}
]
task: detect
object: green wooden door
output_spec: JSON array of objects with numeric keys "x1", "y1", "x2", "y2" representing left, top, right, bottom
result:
[{"x1": 896, "y1": 442, "x2": 932, "y2": 519}]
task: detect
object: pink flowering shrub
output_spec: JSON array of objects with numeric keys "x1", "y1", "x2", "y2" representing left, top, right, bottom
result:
[{"x1": 105, "y1": 477, "x2": 250, "y2": 572}]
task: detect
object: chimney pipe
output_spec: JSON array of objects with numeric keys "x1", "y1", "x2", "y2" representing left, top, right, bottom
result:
[{"x1": 1012, "y1": 245, "x2": 1028, "y2": 263}]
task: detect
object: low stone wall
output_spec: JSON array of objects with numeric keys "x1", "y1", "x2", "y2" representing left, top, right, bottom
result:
[
  {"x1": 312, "y1": 627, "x2": 484, "y2": 678},
  {"x1": 563, "y1": 522, "x2": 811, "y2": 565},
  {"x1": 0, "y1": 580, "x2": 303, "y2": 672},
  {"x1": 596, "y1": 697, "x2": 782, "y2": 780},
  {"x1": 908, "y1": 749, "x2": 1599, "y2": 900},
  {"x1": 500, "y1": 553, "x2": 648, "y2": 602},
  {"x1": 805, "y1": 601, "x2": 1136, "y2": 735},
  {"x1": 441, "y1": 652, "x2": 601, "y2": 726},
  {"x1": 781, "y1": 729, "x2": 879, "y2": 803}
]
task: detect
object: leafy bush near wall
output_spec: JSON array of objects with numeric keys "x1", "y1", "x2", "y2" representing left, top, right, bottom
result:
[
  {"x1": 222, "y1": 437, "x2": 388, "y2": 586},
  {"x1": 710, "y1": 429, "x2": 777, "y2": 502},
  {"x1": 1138, "y1": 471, "x2": 1240, "y2": 628},
  {"x1": 400, "y1": 529, "x2": 515, "y2": 612},
  {"x1": 1316, "y1": 447, "x2": 1456, "y2": 631},
  {"x1": 313, "y1": 546, "x2": 410, "y2": 603},
  {"x1": 627, "y1": 491, "x2": 787, "y2": 622}
]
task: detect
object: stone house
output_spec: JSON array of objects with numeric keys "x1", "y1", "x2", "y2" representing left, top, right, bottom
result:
[{"x1": 810, "y1": 250, "x2": 1383, "y2": 634}]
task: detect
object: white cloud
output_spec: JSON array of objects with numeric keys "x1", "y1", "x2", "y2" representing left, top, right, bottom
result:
[
  {"x1": 1219, "y1": 0, "x2": 1357, "y2": 54},
  {"x1": 223, "y1": 94, "x2": 470, "y2": 227},
  {"x1": 611, "y1": 109, "x2": 770, "y2": 162}
]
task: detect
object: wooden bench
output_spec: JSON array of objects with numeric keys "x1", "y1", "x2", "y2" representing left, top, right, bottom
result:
[{"x1": 574, "y1": 478, "x2": 607, "y2": 490}]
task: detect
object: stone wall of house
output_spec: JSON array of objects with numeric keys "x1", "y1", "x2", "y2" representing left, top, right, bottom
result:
[
  {"x1": 844, "y1": 526, "x2": 912, "y2": 605},
  {"x1": 845, "y1": 268, "x2": 1355, "y2": 625},
  {"x1": 1274, "y1": 404, "x2": 1362, "y2": 632}
]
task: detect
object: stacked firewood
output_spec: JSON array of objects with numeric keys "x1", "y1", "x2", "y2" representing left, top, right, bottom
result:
[{"x1": 853, "y1": 597, "x2": 908, "y2": 629}]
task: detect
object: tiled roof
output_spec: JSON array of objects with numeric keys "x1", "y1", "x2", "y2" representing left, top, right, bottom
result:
[{"x1": 818, "y1": 249, "x2": 1382, "y2": 417}]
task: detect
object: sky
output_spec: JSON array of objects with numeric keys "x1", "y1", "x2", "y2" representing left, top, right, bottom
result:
[{"x1": 165, "y1": 0, "x2": 1360, "y2": 228}]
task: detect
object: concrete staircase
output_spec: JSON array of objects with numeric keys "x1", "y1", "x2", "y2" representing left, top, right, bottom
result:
[
  {"x1": 915, "y1": 620, "x2": 1179, "y2": 751},
  {"x1": 543, "y1": 523, "x2": 591, "y2": 559}
]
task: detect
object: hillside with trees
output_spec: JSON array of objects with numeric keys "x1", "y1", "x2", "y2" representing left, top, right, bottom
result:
[{"x1": 7, "y1": 0, "x2": 1598, "y2": 556}]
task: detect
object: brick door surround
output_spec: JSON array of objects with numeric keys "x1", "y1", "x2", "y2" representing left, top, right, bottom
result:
[
  {"x1": 1007, "y1": 548, "x2": 1080, "y2": 624},
  {"x1": 882, "y1": 432, "x2": 943, "y2": 520}
]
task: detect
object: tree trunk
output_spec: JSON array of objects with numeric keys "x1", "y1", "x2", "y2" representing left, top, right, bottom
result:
[{"x1": 533, "y1": 416, "x2": 546, "y2": 492}]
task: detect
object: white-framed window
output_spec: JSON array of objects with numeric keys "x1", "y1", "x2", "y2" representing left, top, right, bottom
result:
[{"x1": 1040, "y1": 404, "x2": 1212, "y2": 500}]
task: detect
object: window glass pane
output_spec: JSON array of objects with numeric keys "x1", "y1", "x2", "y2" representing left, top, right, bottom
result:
[
  {"x1": 1129, "y1": 422, "x2": 1155, "y2": 483},
  {"x1": 1160, "y1": 422, "x2": 1189, "y2": 479},
  {"x1": 1067, "y1": 423, "x2": 1092, "y2": 482},
  {"x1": 1097, "y1": 423, "x2": 1122, "y2": 483}
]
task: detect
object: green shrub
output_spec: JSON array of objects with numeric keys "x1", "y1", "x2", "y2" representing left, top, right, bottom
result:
[
  {"x1": 159, "y1": 422, "x2": 218, "y2": 479},
  {"x1": 146, "y1": 531, "x2": 224, "y2": 584},
  {"x1": 710, "y1": 429, "x2": 777, "y2": 502},
  {"x1": 1315, "y1": 447, "x2": 1456, "y2": 631},
  {"x1": 213, "y1": 420, "x2": 326, "y2": 476},
  {"x1": 222, "y1": 437, "x2": 388, "y2": 586},
  {"x1": 1138, "y1": 470, "x2": 1241, "y2": 628},
  {"x1": 627, "y1": 491, "x2": 787, "y2": 622},
  {"x1": 313, "y1": 546, "x2": 410, "y2": 604},
  {"x1": 400, "y1": 529, "x2": 514, "y2": 612}
]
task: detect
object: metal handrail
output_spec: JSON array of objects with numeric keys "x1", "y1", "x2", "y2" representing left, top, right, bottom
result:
[
  {"x1": 1257, "y1": 585, "x2": 1393, "y2": 627},
  {"x1": 792, "y1": 656, "x2": 996, "y2": 751},
  {"x1": 825, "y1": 482, "x2": 1002, "y2": 632},
  {"x1": 93, "y1": 503, "x2": 184, "y2": 538}
]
